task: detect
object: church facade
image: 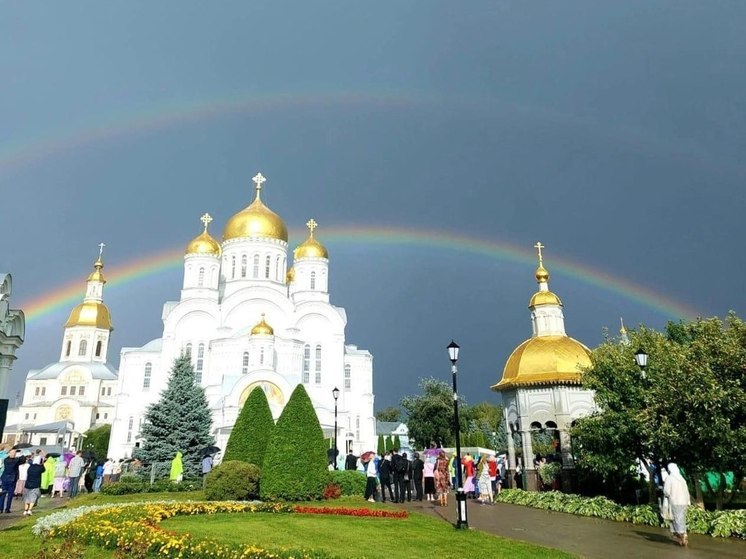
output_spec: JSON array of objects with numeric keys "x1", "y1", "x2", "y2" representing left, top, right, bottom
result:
[{"x1": 108, "y1": 173, "x2": 375, "y2": 459}]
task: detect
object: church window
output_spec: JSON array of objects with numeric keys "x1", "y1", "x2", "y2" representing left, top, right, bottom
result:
[
  {"x1": 302, "y1": 345, "x2": 310, "y2": 383},
  {"x1": 104, "y1": 413, "x2": 108, "y2": 419},
  {"x1": 96, "y1": 413, "x2": 100, "y2": 420},
  {"x1": 231, "y1": 256, "x2": 236, "y2": 278},
  {"x1": 95, "y1": 340, "x2": 102, "y2": 357},
  {"x1": 25, "y1": 413, "x2": 29, "y2": 420},
  {"x1": 41, "y1": 387, "x2": 46, "y2": 396},
  {"x1": 127, "y1": 416, "x2": 134, "y2": 443},
  {"x1": 265, "y1": 256, "x2": 271, "y2": 278},
  {"x1": 66, "y1": 340, "x2": 71, "y2": 357},
  {"x1": 253, "y1": 254, "x2": 259, "y2": 278},
  {"x1": 195, "y1": 343, "x2": 205, "y2": 383},
  {"x1": 242, "y1": 352, "x2": 249, "y2": 374},
  {"x1": 107, "y1": 387, "x2": 112, "y2": 396},
  {"x1": 356, "y1": 415, "x2": 360, "y2": 440},
  {"x1": 79, "y1": 339, "x2": 88, "y2": 356},
  {"x1": 143, "y1": 363, "x2": 152, "y2": 390},
  {"x1": 315, "y1": 345, "x2": 322, "y2": 384},
  {"x1": 310, "y1": 271, "x2": 316, "y2": 290},
  {"x1": 241, "y1": 255, "x2": 247, "y2": 278},
  {"x1": 35, "y1": 386, "x2": 40, "y2": 396},
  {"x1": 101, "y1": 387, "x2": 105, "y2": 396},
  {"x1": 275, "y1": 256, "x2": 280, "y2": 280},
  {"x1": 198, "y1": 267, "x2": 205, "y2": 287},
  {"x1": 79, "y1": 386, "x2": 85, "y2": 396},
  {"x1": 260, "y1": 347, "x2": 265, "y2": 365},
  {"x1": 344, "y1": 365, "x2": 351, "y2": 391},
  {"x1": 70, "y1": 386, "x2": 76, "y2": 396},
  {"x1": 185, "y1": 343, "x2": 192, "y2": 358}
]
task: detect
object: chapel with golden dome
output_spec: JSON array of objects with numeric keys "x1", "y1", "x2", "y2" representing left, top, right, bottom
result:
[
  {"x1": 493, "y1": 242, "x2": 596, "y2": 491},
  {"x1": 108, "y1": 173, "x2": 374, "y2": 459}
]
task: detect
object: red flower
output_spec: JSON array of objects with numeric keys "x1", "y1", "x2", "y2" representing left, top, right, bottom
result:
[{"x1": 294, "y1": 506, "x2": 408, "y2": 519}]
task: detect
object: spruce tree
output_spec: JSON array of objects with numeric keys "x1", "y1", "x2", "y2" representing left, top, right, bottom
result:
[
  {"x1": 387, "y1": 435, "x2": 394, "y2": 451},
  {"x1": 134, "y1": 355, "x2": 213, "y2": 478},
  {"x1": 223, "y1": 386, "x2": 274, "y2": 466},
  {"x1": 260, "y1": 384, "x2": 327, "y2": 501},
  {"x1": 393, "y1": 435, "x2": 401, "y2": 450},
  {"x1": 377, "y1": 435, "x2": 385, "y2": 456}
]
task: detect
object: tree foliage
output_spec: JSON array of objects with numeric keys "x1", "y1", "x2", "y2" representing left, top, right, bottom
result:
[
  {"x1": 134, "y1": 355, "x2": 214, "y2": 478},
  {"x1": 375, "y1": 406, "x2": 402, "y2": 423},
  {"x1": 260, "y1": 384, "x2": 328, "y2": 501},
  {"x1": 377, "y1": 435, "x2": 385, "y2": 455},
  {"x1": 573, "y1": 313, "x2": 746, "y2": 507},
  {"x1": 223, "y1": 386, "x2": 274, "y2": 466},
  {"x1": 84, "y1": 424, "x2": 111, "y2": 460},
  {"x1": 401, "y1": 377, "x2": 465, "y2": 447}
]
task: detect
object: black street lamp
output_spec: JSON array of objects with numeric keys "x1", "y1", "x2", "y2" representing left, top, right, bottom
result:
[
  {"x1": 332, "y1": 387, "x2": 340, "y2": 470},
  {"x1": 447, "y1": 340, "x2": 468, "y2": 530},
  {"x1": 634, "y1": 349, "x2": 648, "y2": 379}
]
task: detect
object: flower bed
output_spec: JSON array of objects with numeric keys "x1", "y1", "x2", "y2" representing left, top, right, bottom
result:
[
  {"x1": 35, "y1": 501, "x2": 408, "y2": 558},
  {"x1": 496, "y1": 489, "x2": 746, "y2": 539}
]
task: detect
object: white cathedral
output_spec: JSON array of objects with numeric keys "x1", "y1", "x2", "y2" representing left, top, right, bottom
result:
[{"x1": 107, "y1": 173, "x2": 375, "y2": 459}]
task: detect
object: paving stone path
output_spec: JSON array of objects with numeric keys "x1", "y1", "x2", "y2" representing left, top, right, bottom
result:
[{"x1": 401, "y1": 498, "x2": 746, "y2": 559}]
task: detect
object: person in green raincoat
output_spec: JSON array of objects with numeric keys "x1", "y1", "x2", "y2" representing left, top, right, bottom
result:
[
  {"x1": 42, "y1": 456, "x2": 56, "y2": 493},
  {"x1": 169, "y1": 451, "x2": 183, "y2": 482}
]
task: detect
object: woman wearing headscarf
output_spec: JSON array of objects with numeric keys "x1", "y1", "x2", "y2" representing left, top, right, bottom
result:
[
  {"x1": 663, "y1": 463, "x2": 691, "y2": 547},
  {"x1": 170, "y1": 451, "x2": 184, "y2": 482},
  {"x1": 41, "y1": 454, "x2": 56, "y2": 494}
]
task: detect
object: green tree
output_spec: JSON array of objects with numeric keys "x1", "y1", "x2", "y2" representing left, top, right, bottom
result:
[
  {"x1": 393, "y1": 435, "x2": 401, "y2": 450},
  {"x1": 573, "y1": 314, "x2": 746, "y2": 508},
  {"x1": 377, "y1": 435, "x2": 385, "y2": 455},
  {"x1": 83, "y1": 424, "x2": 111, "y2": 460},
  {"x1": 223, "y1": 386, "x2": 274, "y2": 466},
  {"x1": 260, "y1": 384, "x2": 328, "y2": 501},
  {"x1": 462, "y1": 402, "x2": 506, "y2": 451},
  {"x1": 134, "y1": 355, "x2": 214, "y2": 478},
  {"x1": 401, "y1": 377, "x2": 466, "y2": 447},
  {"x1": 375, "y1": 407, "x2": 402, "y2": 422},
  {"x1": 387, "y1": 435, "x2": 394, "y2": 451}
]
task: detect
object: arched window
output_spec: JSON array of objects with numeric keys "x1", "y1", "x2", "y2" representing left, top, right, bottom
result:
[
  {"x1": 231, "y1": 256, "x2": 236, "y2": 279},
  {"x1": 65, "y1": 340, "x2": 71, "y2": 357},
  {"x1": 260, "y1": 347, "x2": 265, "y2": 365},
  {"x1": 242, "y1": 352, "x2": 249, "y2": 374},
  {"x1": 275, "y1": 256, "x2": 280, "y2": 280},
  {"x1": 253, "y1": 254, "x2": 259, "y2": 278},
  {"x1": 78, "y1": 339, "x2": 88, "y2": 356},
  {"x1": 265, "y1": 256, "x2": 271, "y2": 278},
  {"x1": 310, "y1": 271, "x2": 316, "y2": 290},
  {"x1": 302, "y1": 345, "x2": 310, "y2": 383},
  {"x1": 241, "y1": 255, "x2": 247, "y2": 278},
  {"x1": 344, "y1": 365, "x2": 351, "y2": 391},
  {"x1": 143, "y1": 363, "x2": 152, "y2": 390},
  {"x1": 195, "y1": 343, "x2": 205, "y2": 383},
  {"x1": 315, "y1": 345, "x2": 322, "y2": 384},
  {"x1": 198, "y1": 267, "x2": 205, "y2": 287},
  {"x1": 185, "y1": 343, "x2": 192, "y2": 359},
  {"x1": 95, "y1": 340, "x2": 102, "y2": 357}
]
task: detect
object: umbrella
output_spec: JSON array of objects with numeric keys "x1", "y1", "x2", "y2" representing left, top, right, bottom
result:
[
  {"x1": 360, "y1": 451, "x2": 376, "y2": 462},
  {"x1": 11, "y1": 443, "x2": 33, "y2": 450},
  {"x1": 46, "y1": 452, "x2": 61, "y2": 458},
  {"x1": 201, "y1": 445, "x2": 220, "y2": 456}
]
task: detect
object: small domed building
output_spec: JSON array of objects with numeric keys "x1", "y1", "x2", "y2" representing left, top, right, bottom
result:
[
  {"x1": 492, "y1": 243, "x2": 596, "y2": 491},
  {"x1": 108, "y1": 173, "x2": 375, "y2": 459}
]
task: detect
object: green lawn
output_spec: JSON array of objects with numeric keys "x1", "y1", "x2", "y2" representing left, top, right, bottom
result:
[{"x1": 161, "y1": 511, "x2": 575, "y2": 559}]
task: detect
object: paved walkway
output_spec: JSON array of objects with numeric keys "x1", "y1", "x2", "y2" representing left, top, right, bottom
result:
[
  {"x1": 0, "y1": 494, "x2": 69, "y2": 531},
  {"x1": 399, "y1": 498, "x2": 746, "y2": 559}
]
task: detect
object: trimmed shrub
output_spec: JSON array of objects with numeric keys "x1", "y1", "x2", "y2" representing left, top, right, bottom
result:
[
  {"x1": 327, "y1": 470, "x2": 366, "y2": 496},
  {"x1": 204, "y1": 460, "x2": 261, "y2": 501},
  {"x1": 223, "y1": 386, "x2": 274, "y2": 466},
  {"x1": 323, "y1": 484, "x2": 342, "y2": 500},
  {"x1": 260, "y1": 384, "x2": 327, "y2": 501},
  {"x1": 393, "y1": 435, "x2": 401, "y2": 450},
  {"x1": 100, "y1": 479, "x2": 200, "y2": 495}
]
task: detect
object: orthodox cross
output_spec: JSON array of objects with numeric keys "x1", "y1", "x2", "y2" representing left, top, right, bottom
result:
[
  {"x1": 306, "y1": 218, "x2": 318, "y2": 236},
  {"x1": 534, "y1": 241, "x2": 545, "y2": 266},
  {"x1": 97, "y1": 242, "x2": 106, "y2": 260},
  {"x1": 200, "y1": 213, "x2": 213, "y2": 231},
  {"x1": 252, "y1": 172, "x2": 266, "y2": 192}
]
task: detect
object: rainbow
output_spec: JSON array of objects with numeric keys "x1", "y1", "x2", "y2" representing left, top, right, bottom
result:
[{"x1": 19, "y1": 227, "x2": 699, "y2": 325}]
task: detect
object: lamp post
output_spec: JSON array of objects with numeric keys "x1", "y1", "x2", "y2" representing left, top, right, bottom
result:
[
  {"x1": 634, "y1": 349, "x2": 648, "y2": 379},
  {"x1": 447, "y1": 340, "x2": 468, "y2": 530},
  {"x1": 332, "y1": 387, "x2": 340, "y2": 470}
]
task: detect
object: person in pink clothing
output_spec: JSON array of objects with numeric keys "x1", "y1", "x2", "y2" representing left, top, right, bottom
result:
[{"x1": 423, "y1": 457, "x2": 436, "y2": 501}]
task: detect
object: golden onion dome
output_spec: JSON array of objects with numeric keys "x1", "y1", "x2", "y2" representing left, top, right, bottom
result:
[
  {"x1": 186, "y1": 213, "x2": 221, "y2": 256},
  {"x1": 65, "y1": 301, "x2": 113, "y2": 330},
  {"x1": 286, "y1": 266, "x2": 295, "y2": 284},
  {"x1": 535, "y1": 265, "x2": 549, "y2": 283},
  {"x1": 294, "y1": 218, "x2": 328, "y2": 259},
  {"x1": 223, "y1": 173, "x2": 288, "y2": 242},
  {"x1": 250, "y1": 314, "x2": 274, "y2": 336},
  {"x1": 491, "y1": 335, "x2": 591, "y2": 391},
  {"x1": 87, "y1": 259, "x2": 106, "y2": 283},
  {"x1": 529, "y1": 290, "x2": 563, "y2": 308}
]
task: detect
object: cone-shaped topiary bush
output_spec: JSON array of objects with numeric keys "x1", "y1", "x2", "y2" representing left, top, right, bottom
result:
[
  {"x1": 260, "y1": 384, "x2": 327, "y2": 501},
  {"x1": 223, "y1": 386, "x2": 274, "y2": 465},
  {"x1": 377, "y1": 435, "x2": 385, "y2": 455},
  {"x1": 393, "y1": 435, "x2": 401, "y2": 450}
]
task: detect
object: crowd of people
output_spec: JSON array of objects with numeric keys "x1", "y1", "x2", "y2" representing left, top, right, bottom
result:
[
  {"x1": 344, "y1": 445, "x2": 508, "y2": 507},
  {"x1": 0, "y1": 446, "x2": 133, "y2": 515}
]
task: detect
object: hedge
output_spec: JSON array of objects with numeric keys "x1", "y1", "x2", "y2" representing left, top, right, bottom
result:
[
  {"x1": 204, "y1": 460, "x2": 261, "y2": 501},
  {"x1": 496, "y1": 489, "x2": 746, "y2": 538},
  {"x1": 100, "y1": 479, "x2": 200, "y2": 495},
  {"x1": 223, "y1": 386, "x2": 274, "y2": 465},
  {"x1": 327, "y1": 470, "x2": 366, "y2": 496}
]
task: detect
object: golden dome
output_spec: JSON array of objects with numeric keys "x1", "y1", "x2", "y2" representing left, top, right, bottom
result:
[
  {"x1": 535, "y1": 265, "x2": 549, "y2": 283},
  {"x1": 87, "y1": 259, "x2": 106, "y2": 283},
  {"x1": 223, "y1": 173, "x2": 288, "y2": 242},
  {"x1": 186, "y1": 214, "x2": 220, "y2": 256},
  {"x1": 294, "y1": 218, "x2": 328, "y2": 259},
  {"x1": 492, "y1": 335, "x2": 591, "y2": 391},
  {"x1": 64, "y1": 301, "x2": 113, "y2": 330},
  {"x1": 250, "y1": 314, "x2": 274, "y2": 336},
  {"x1": 286, "y1": 266, "x2": 295, "y2": 284},
  {"x1": 529, "y1": 290, "x2": 563, "y2": 307}
]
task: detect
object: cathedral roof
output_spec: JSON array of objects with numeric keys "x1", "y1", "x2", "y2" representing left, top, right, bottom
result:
[
  {"x1": 294, "y1": 219, "x2": 328, "y2": 259},
  {"x1": 27, "y1": 362, "x2": 118, "y2": 381},
  {"x1": 223, "y1": 173, "x2": 288, "y2": 242},
  {"x1": 65, "y1": 301, "x2": 113, "y2": 330},
  {"x1": 186, "y1": 213, "x2": 221, "y2": 256}
]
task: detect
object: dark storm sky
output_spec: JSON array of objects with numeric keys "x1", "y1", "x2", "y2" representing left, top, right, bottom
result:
[{"x1": 2, "y1": 1, "x2": 744, "y2": 409}]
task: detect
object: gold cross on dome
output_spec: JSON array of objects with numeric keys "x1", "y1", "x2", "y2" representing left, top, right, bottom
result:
[
  {"x1": 252, "y1": 172, "x2": 266, "y2": 191},
  {"x1": 97, "y1": 242, "x2": 106, "y2": 259},
  {"x1": 534, "y1": 241, "x2": 545, "y2": 266},
  {"x1": 306, "y1": 218, "x2": 318, "y2": 235},
  {"x1": 200, "y1": 213, "x2": 213, "y2": 231}
]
